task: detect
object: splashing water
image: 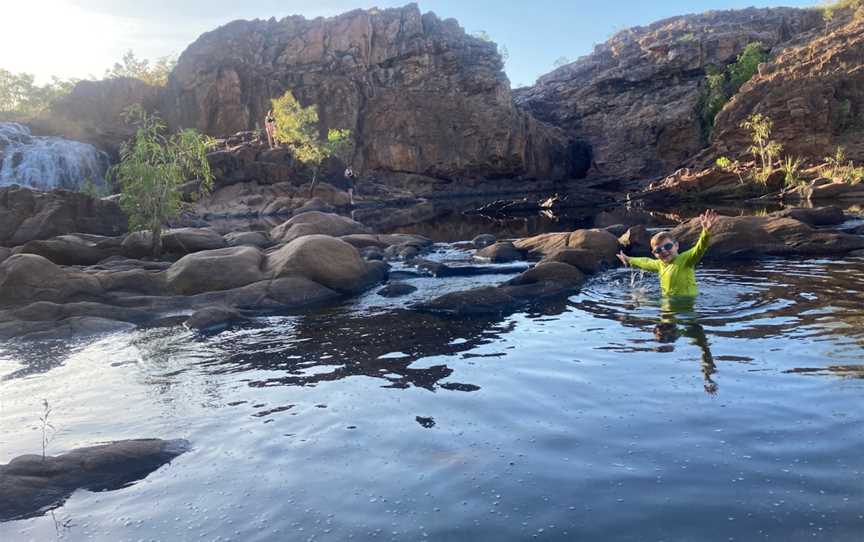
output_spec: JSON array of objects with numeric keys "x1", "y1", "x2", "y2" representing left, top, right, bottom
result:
[{"x1": 0, "y1": 122, "x2": 109, "y2": 191}]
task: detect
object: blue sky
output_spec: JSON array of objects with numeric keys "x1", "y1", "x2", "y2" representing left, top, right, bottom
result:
[{"x1": 6, "y1": 1, "x2": 816, "y2": 87}]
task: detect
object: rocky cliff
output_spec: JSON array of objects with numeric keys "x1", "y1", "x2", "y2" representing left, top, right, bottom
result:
[
  {"x1": 710, "y1": 12, "x2": 864, "y2": 163},
  {"x1": 516, "y1": 7, "x2": 825, "y2": 180},
  {"x1": 165, "y1": 4, "x2": 587, "y2": 182}
]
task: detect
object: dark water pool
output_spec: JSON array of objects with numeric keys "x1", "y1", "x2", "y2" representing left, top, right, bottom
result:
[{"x1": 1, "y1": 254, "x2": 863, "y2": 541}]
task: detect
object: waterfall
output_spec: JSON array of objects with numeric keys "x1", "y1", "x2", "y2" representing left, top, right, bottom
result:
[{"x1": 0, "y1": 122, "x2": 110, "y2": 192}]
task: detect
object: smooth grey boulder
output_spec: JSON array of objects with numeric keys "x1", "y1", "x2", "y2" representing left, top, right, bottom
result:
[
  {"x1": 166, "y1": 246, "x2": 265, "y2": 295},
  {"x1": 270, "y1": 211, "x2": 369, "y2": 244},
  {"x1": 224, "y1": 230, "x2": 271, "y2": 248},
  {"x1": 266, "y1": 234, "x2": 384, "y2": 294},
  {"x1": 162, "y1": 228, "x2": 228, "y2": 254}
]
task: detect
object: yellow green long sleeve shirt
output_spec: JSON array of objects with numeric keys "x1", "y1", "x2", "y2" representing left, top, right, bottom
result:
[{"x1": 627, "y1": 229, "x2": 711, "y2": 297}]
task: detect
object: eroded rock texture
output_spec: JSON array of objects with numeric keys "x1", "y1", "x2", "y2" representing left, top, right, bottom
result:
[
  {"x1": 516, "y1": 8, "x2": 824, "y2": 180},
  {"x1": 166, "y1": 4, "x2": 586, "y2": 181}
]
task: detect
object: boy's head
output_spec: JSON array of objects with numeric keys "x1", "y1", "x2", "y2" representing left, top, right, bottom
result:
[{"x1": 650, "y1": 232, "x2": 679, "y2": 263}]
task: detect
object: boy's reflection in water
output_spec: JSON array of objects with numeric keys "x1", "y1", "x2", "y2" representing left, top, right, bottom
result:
[{"x1": 654, "y1": 296, "x2": 718, "y2": 394}]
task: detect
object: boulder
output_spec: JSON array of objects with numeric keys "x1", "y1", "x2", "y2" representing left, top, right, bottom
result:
[
  {"x1": 770, "y1": 207, "x2": 846, "y2": 227},
  {"x1": 292, "y1": 197, "x2": 335, "y2": 216},
  {"x1": 0, "y1": 254, "x2": 102, "y2": 306},
  {"x1": 474, "y1": 242, "x2": 525, "y2": 263},
  {"x1": 360, "y1": 246, "x2": 385, "y2": 261},
  {"x1": 603, "y1": 224, "x2": 628, "y2": 237},
  {"x1": 377, "y1": 282, "x2": 418, "y2": 298},
  {"x1": 166, "y1": 246, "x2": 265, "y2": 295},
  {"x1": 185, "y1": 306, "x2": 248, "y2": 331},
  {"x1": 515, "y1": 228, "x2": 619, "y2": 263},
  {"x1": 0, "y1": 247, "x2": 10, "y2": 265},
  {"x1": 0, "y1": 439, "x2": 188, "y2": 522},
  {"x1": 266, "y1": 234, "x2": 384, "y2": 294},
  {"x1": 121, "y1": 231, "x2": 157, "y2": 259},
  {"x1": 270, "y1": 211, "x2": 370, "y2": 244},
  {"x1": 162, "y1": 228, "x2": 228, "y2": 254},
  {"x1": 472, "y1": 234, "x2": 497, "y2": 249},
  {"x1": 223, "y1": 230, "x2": 271, "y2": 248},
  {"x1": 618, "y1": 225, "x2": 653, "y2": 257},
  {"x1": 340, "y1": 233, "x2": 433, "y2": 250},
  {"x1": 505, "y1": 262, "x2": 585, "y2": 288},
  {"x1": 16, "y1": 236, "x2": 111, "y2": 266},
  {"x1": 542, "y1": 248, "x2": 604, "y2": 274},
  {"x1": 670, "y1": 215, "x2": 864, "y2": 260}
]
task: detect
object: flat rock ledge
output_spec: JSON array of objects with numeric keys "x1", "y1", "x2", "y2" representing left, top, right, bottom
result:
[{"x1": 0, "y1": 438, "x2": 188, "y2": 521}]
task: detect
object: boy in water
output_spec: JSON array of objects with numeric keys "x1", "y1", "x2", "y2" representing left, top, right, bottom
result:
[{"x1": 617, "y1": 210, "x2": 718, "y2": 297}]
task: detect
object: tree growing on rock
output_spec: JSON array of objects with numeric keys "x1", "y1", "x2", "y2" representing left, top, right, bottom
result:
[
  {"x1": 740, "y1": 113, "x2": 782, "y2": 185},
  {"x1": 105, "y1": 50, "x2": 176, "y2": 87},
  {"x1": 271, "y1": 90, "x2": 354, "y2": 197},
  {"x1": 110, "y1": 106, "x2": 214, "y2": 257}
]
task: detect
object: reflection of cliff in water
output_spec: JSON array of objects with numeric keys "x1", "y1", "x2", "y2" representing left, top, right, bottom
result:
[{"x1": 195, "y1": 302, "x2": 569, "y2": 391}]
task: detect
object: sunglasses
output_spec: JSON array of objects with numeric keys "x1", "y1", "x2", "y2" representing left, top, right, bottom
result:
[{"x1": 652, "y1": 242, "x2": 676, "y2": 255}]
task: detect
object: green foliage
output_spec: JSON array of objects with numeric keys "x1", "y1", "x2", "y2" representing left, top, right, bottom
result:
[
  {"x1": 821, "y1": 146, "x2": 864, "y2": 184},
  {"x1": 0, "y1": 69, "x2": 78, "y2": 118},
  {"x1": 472, "y1": 30, "x2": 492, "y2": 42},
  {"x1": 715, "y1": 156, "x2": 744, "y2": 184},
  {"x1": 271, "y1": 91, "x2": 353, "y2": 192},
  {"x1": 110, "y1": 106, "x2": 214, "y2": 257},
  {"x1": 105, "y1": 50, "x2": 176, "y2": 87},
  {"x1": 740, "y1": 113, "x2": 782, "y2": 185},
  {"x1": 79, "y1": 176, "x2": 110, "y2": 198},
  {"x1": 698, "y1": 42, "x2": 768, "y2": 139},
  {"x1": 780, "y1": 155, "x2": 804, "y2": 187}
]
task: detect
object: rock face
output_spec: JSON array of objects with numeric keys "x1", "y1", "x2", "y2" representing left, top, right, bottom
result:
[
  {"x1": 43, "y1": 78, "x2": 161, "y2": 157},
  {"x1": 711, "y1": 13, "x2": 864, "y2": 163},
  {"x1": 56, "y1": 5, "x2": 586, "y2": 185},
  {"x1": 0, "y1": 186, "x2": 127, "y2": 246},
  {"x1": 516, "y1": 8, "x2": 824, "y2": 180}
]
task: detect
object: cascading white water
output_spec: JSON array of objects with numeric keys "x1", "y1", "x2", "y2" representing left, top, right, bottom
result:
[{"x1": 0, "y1": 122, "x2": 110, "y2": 191}]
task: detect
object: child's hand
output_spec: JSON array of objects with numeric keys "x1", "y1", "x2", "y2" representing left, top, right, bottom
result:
[
  {"x1": 699, "y1": 209, "x2": 719, "y2": 232},
  {"x1": 616, "y1": 251, "x2": 630, "y2": 266}
]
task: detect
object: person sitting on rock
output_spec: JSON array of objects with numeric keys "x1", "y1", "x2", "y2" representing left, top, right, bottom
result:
[
  {"x1": 264, "y1": 110, "x2": 276, "y2": 149},
  {"x1": 617, "y1": 209, "x2": 718, "y2": 297},
  {"x1": 344, "y1": 167, "x2": 356, "y2": 206}
]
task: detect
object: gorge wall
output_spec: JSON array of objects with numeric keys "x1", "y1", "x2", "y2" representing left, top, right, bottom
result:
[
  {"x1": 710, "y1": 12, "x2": 864, "y2": 163},
  {"x1": 515, "y1": 7, "x2": 825, "y2": 181}
]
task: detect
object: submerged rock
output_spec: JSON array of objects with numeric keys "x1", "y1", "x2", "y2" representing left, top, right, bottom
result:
[
  {"x1": 472, "y1": 234, "x2": 497, "y2": 248},
  {"x1": 0, "y1": 439, "x2": 188, "y2": 521},
  {"x1": 185, "y1": 305, "x2": 248, "y2": 331},
  {"x1": 377, "y1": 282, "x2": 418, "y2": 298}
]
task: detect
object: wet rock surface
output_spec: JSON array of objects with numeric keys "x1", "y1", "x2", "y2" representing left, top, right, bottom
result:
[{"x1": 0, "y1": 439, "x2": 188, "y2": 521}]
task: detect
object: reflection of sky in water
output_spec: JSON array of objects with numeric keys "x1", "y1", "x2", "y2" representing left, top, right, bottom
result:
[{"x1": 0, "y1": 256, "x2": 862, "y2": 540}]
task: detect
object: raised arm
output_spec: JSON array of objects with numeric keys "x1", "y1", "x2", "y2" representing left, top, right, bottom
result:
[
  {"x1": 623, "y1": 255, "x2": 661, "y2": 272},
  {"x1": 680, "y1": 228, "x2": 711, "y2": 267}
]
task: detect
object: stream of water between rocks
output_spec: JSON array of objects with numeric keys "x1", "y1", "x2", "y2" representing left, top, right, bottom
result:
[{"x1": 1, "y1": 206, "x2": 862, "y2": 541}]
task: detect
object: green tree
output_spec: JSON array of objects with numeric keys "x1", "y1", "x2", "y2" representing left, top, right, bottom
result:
[
  {"x1": 699, "y1": 42, "x2": 767, "y2": 138},
  {"x1": 271, "y1": 91, "x2": 354, "y2": 197},
  {"x1": 0, "y1": 69, "x2": 79, "y2": 118},
  {"x1": 110, "y1": 106, "x2": 214, "y2": 257},
  {"x1": 740, "y1": 113, "x2": 782, "y2": 185},
  {"x1": 105, "y1": 50, "x2": 176, "y2": 86}
]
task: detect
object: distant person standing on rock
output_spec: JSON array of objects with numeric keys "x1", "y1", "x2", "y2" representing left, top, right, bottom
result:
[
  {"x1": 264, "y1": 110, "x2": 276, "y2": 149},
  {"x1": 344, "y1": 167, "x2": 357, "y2": 206}
]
